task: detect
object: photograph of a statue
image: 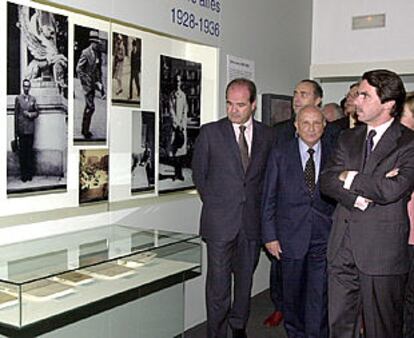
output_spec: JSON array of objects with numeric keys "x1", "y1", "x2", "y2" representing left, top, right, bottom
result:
[{"x1": 7, "y1": 2, "x2": 68, "y2": 195}]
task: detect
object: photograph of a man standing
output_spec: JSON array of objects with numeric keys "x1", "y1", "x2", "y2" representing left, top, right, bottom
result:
[
  {"x1": 74, "y1": 26, "x2": 107, "y2": 143},
  {"x1": 14, "y1": 79, "x2": 39, "y2": 182},
  {"x1": 320, "y1": 69, "x2": 414, "y2": 338},
  {"x1": 7, "y1": 2, "x2": 68, "y2": 194},
  {"x1": 192, "y1": 78, "x2": 274, "y2": 338}
]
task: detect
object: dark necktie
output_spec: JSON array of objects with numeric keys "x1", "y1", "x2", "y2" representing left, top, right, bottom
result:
[
  {"x1": 363, "y1": 129, "x2": 377, "y2": 168},
  {"x1": 239, "y1": 125, "x2": 249, "y2": 172},
  {"x1": 304, "y1": 148, "x2": 316, "y2": 194}
]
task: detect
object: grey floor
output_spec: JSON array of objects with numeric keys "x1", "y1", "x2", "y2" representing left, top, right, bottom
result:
[{"x1": 184, "y1": 289, "x2": 287, "y2": 338}]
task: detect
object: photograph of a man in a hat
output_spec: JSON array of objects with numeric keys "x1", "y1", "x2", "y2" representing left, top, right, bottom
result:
[{"x1": 74, "y1": 25, "x2": 108, "y2": 143}]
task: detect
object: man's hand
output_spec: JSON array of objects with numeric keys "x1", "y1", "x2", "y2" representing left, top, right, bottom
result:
[
  {"x1": 265, "y1": 240, "x2": 282, "y2": 260},
  {"x1": 338, "y1": 171, "x2": 349, "y2": 182},
  {"x1": 385, "y1": 168, "x2": 399, "y2": 178},
  {"x1": 95, "y1": 81, "x2": 103, "y2": 92}
]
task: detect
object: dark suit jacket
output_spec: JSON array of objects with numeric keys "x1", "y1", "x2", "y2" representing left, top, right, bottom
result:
[
  {"x1": 76, "y1": 45, "x2": 100, "y2": 93},
  {"x1": 331, "y1": 116, "x2": 350, "y2": 131},
  {"x1": 15, "y1": 94, "x2": 39, "y2": 136},
  {"x1": 261, "y1": 138, "x2": 336, "y2": 259},
  {"x1": 192, "y1": 117, "x2": 275, "y2": 241},
  {"x1": 320, "y1": 120, "x2": 414, "y2": 275}
]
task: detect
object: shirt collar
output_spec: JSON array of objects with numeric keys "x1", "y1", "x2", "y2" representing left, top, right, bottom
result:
[
  {"x1": 367, "y1": 118, "x2": 394, "y2": 145},
  {"x1": 232, "y1": 116, "x2": 253, "y2": 130},
  {"x1": 298, "y1": 137, "x2": 321, "y2": 155}
]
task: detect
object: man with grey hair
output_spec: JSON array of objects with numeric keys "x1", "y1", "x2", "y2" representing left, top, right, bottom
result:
[
  {"x1": 322, "y1": 102, "x2": 344, "y2": 122},
  {"x1": 262, "y1": 105, "x2": 336, "y2": 338}
]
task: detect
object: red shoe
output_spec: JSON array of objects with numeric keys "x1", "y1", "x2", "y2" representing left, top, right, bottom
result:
[{"x1": 263, "y1": 310, "x2": 283, "y2": 327}]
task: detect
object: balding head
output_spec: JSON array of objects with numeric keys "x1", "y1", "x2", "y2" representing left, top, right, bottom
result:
[{"x1": 295, "y1": 105, "x2": 326, "y2": 147}]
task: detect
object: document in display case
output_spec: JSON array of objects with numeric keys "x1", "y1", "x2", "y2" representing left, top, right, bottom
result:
[{"x1": 0, "y1": 224, "x2": 201, "y2": 336}]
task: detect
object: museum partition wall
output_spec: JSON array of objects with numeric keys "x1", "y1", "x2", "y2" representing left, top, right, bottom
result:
[
  {"x1": 0, "y1": 0, "x2": 219, "y2": 336},
  {"x1": 310, "y1": 0, "x2": 414, "y2": 102}
]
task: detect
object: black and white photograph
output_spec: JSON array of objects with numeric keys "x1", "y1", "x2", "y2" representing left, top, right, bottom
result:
[
  {"x1": 131, "y1": 111, "x2": 155, "y2": 193},
  {"x1": 79, "y1": 149, "x2": 109, "y2": 204},
  {"x1": 158, "y1": 55, "x2": 201, "y2": 192},
  {"x1": 7, "y1": 2, "x2": 68, "y2": 195},
  {"x1": 73, "y1": 24, "x2": 108, "y2": 144},
  {"x1": 112, "y1": 32, "x2": 141, "y2": 105}
]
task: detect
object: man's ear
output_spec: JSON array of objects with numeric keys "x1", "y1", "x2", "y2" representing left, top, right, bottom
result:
[
  {"x1": 383, "y1": 100, "x2": 395, "y2": 113},
  {"x1": 315, "y1": 97, "x2": 322, "y2": 107}
]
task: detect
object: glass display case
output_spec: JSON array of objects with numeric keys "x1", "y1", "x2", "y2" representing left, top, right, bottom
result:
[{"x1": 0, "y1": 225, "x2": 201, "y2": 334}]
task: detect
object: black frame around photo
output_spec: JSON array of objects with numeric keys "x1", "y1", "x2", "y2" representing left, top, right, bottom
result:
[
  {"x1": 261, "y1": 94, "x2": 292, "y2": 127},
  {"x1": 158, "y1": 55, "x2": 202, "y2": 193}
]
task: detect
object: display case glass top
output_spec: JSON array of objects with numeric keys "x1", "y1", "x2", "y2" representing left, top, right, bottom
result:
[
  {"x1": 0, "y1": 224, "x2": 198, "y2": 284},
  {"x1": 0, "y1": 224, "x2": 201, "y2": 330}
]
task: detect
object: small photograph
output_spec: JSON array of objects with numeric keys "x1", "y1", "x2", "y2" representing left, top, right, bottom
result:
[
  {"x1": 7, "y1": 2, "x2": 68, "y2": 195},
  {"x1": 79, "y1": 149, "x2": 109, "y2": 204},
  {"x1": 131, "y1": 111, "x2": 155, "y2": 193},
  {"x1": 111, "y1": 32, "x2": 141, "y2": 105},
  {"x1": 74, "y1": 25, "x2": 108, "y2": 144},
  {"x1": 159, "y1": 55, "x2": 201, "y2": 193}
]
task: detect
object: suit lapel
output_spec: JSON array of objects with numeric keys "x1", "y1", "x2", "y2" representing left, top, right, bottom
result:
[
  {"x1": 364, "y1": 120, "x2": 401, "y2": 173},
  {"x1": 347, "y1": 126, "x2": 368, "y2": 172},
  {"x1": 316, "y1": 140, "x2": 330, "y2": 191},
  {"x1": 246, "y1": 121, "x2": 265, "y2": 175},
  {"x1": 289, "y1": 139, "x2": 309, "y2": 196}
]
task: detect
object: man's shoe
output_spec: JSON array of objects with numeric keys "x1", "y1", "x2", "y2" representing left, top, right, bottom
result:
[
  {"x1": 232, "y1": 328, "x2": 247, "y2": 338},
  {"x1": 82, "y1": 131, "x2": 93, "y2": 139},
  {"x1": 263, "y1": 310, "x2": 283, "y2": 327},
  {"x1": 175, "y1": 174, "x2": 185, "y2": 181}
]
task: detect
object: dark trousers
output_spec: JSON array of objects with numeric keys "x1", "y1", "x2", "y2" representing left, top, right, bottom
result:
[
  {"x1": 328, "y1": 227, "x2": 407, "y2": 338},
  {"x1": 269, "y1": 255, "x2": 283, "y2": 311},
  {"x1": 205, "y1": 231, "x2": 260, "y2": 338},
  {"x1": 405, "y1": 245, "x2": 414, "y2": 338},
  {"x1": 129, "y1": 69, "x2": 140, "y2": 99},
  {"x1": 18, "y1": 134, "x2": 35, "y2": 180},
  {"x1": 82, "y1": 90, "x2": 95, "y2": 135},
  {"x1": 281, "y1": 242, "x2": 328, "y2": 338}
]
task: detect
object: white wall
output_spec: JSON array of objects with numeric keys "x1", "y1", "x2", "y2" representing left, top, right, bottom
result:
[
  {"x1": 312, "y1": 0, "x2": 414, "y2": 105},
  {"x1": 312, "y1": 0, "x2": 414, "y2": 66},
  {"x1": 219, "y1": 0, "x2": 313, "y2": 113}
]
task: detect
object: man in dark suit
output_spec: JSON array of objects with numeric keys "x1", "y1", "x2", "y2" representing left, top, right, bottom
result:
[
  {"x1": 128, "y1": 38, "x2": 141, "y2": 100},
  {"x1": 264, "y1": 79, "x2": 329, "y2": 328},
  {"x1": 272, "y1": 79, "x2": 324, "y2": 142},
  {"x1": 192, "y1": 78, "x2": 274, "y2": 338},
  {"x1": 14, "y1": 79, "x2": 39, "y2": 182},
  {"x1": 76, "y1": 30, "x2": 104, "y2": 139},
  {"x1": 262, "y1": 105, "x2": 336, "y2": 337},
  {"x1": 320, "y1": 69, "x2": 414, "y2": 338}
]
